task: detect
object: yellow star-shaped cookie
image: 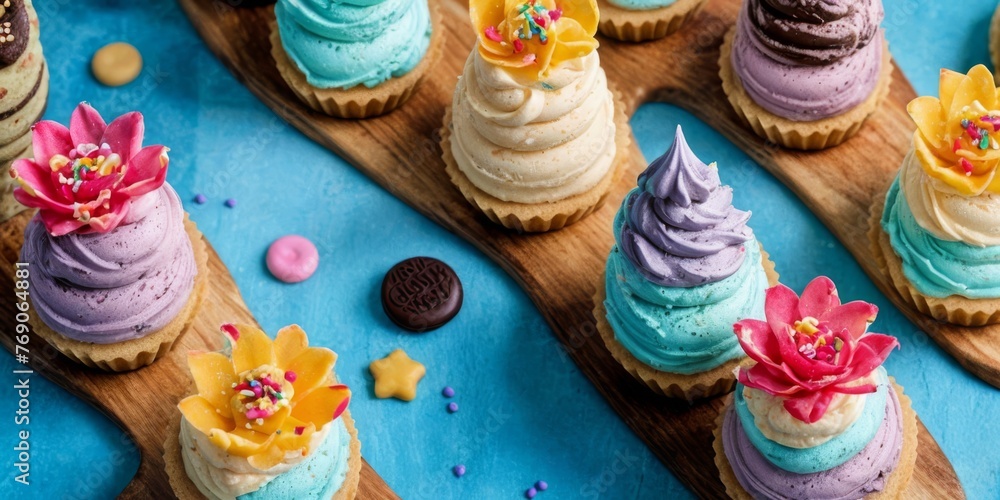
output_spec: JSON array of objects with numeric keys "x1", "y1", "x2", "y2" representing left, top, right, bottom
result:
[{"x1": 369, "y1": 349, "x2": 425, "y2": 401}]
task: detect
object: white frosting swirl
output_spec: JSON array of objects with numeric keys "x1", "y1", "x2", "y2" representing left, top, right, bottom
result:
[
  {"x1": 450, "y1": 50, "x2": 617, "y2": 204},
  {"x1": 179, "y1": 418, "x2": 330, "y2": 499},
  {"x1": 743, "y1": 380, "x2": 869, "y2": 449},
  {"x1": 901, "y1": 149, "x2": 1000, "y2": 247}
]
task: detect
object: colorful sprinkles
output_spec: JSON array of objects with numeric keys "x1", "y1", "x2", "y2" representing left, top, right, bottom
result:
[
  {"x1": 955, "y1": 112, "x2": 1000, "y2": 176},
  {"x1": 483, "y1": 1, "x2": 563, "y2": 61}
]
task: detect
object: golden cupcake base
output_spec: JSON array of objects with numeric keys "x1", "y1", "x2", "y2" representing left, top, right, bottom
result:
[{"x1": 719, "y1": 27, "x2": 893, "y2": 151}]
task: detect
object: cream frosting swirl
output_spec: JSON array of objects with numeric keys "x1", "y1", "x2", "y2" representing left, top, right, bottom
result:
[
  {"x1": 743, "y1": 380, "x2": 868, "y2": 449},
  {"x1": 450, "y1": 50, "x2": 617, "y2": 204},
  {"x1": 179, "y1": 418, "x2": 331, "y2": 499},
  {"x1": 900, "y1": 148, "x2": 1000, "y2": 248}
]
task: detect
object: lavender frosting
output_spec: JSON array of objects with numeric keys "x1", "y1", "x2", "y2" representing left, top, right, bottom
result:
[
  {"x1": 21, "y1": 184, "x2": 197, "y2": 344},
  {"x1": 731, "y1": 0, "x2": 885, "y2": 121},
  {"x1": 721, "y1": 385, "x2": 904, "y2": 499},
  {"x1": 618, "y1": 126, "x2": 753, "y2": 287}
]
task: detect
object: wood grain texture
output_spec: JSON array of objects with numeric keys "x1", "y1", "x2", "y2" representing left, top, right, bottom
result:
[
  {"x1": 172, "y1": 0, "x2": 968, "y2": 497},
  {"x1": 0, "y1": 212, "x2": 398, "y2": 500}
]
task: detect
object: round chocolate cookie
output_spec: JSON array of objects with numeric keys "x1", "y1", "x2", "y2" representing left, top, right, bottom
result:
[{"x1": 381, "y1": 257, "x2": 463, "y2": 332}]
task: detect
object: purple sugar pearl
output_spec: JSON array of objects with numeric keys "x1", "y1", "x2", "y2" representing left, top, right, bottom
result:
[
  {"x1": 525, "y1": 487, "x2": 537, "y2": 499},
  {"x1": 442, "y1": 386, "x2": 455, "y2": 398},
  {"x1": 193, "y1": 193, "x2": 206, "y2": 204},
  {"x1": 447, "y1": 402, "x2": 459, "y2": 413},
  {"x1": 536, "y1": 480, "x2": 548, "y2": 491},
  {"x1": 452, "y1": 464, "x2": 466, "y2": 477},
  {"x1": 225, "y1": 198, "x2": 237, "y2": 208}
]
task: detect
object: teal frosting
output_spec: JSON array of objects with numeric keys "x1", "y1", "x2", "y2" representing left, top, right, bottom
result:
[
  {"x1": 275, "y1": 0, "x2": 432, "y2": 90},
  {"x1": 239, "y1": 418, "x2": 351, "y2": 500},
  {"x1": 734, "y1": 368, "x2": 890, "y2": 475},
  {"x1": 882, "y1": 176, "x2": 1000, "y2": 299},
  {"x1": 605, "y1": 0, "x2": 678, "y2": 10},
  {"x1": 604, "y1": 203, "x2": 768, "y2": 374}
]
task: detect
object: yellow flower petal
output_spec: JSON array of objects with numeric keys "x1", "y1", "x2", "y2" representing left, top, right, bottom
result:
[
  {"x1": 188, "y1": 351, "x2": 237, "y2": 418},
  {"x1": 950, "y1": 65, "x2": 995, "y2": 117},
  {"x1": 291, "y1": 384, "x2": 351, "y2": 428},
  {"x1": 274, "y1": 324, "x2": 309, "y2": 368},
  {"x1": 179, "y1": 395, "x2": 233, "y2": 436},
  {"x1": 248, "y1": 444, "x2": 286, "y2": 470},
  {"x1": 286, "y1": 347, "x2": 337, "y2": 397},
  {"x1": 277, "y1": 416, "x2": 315, "y2": 448},
  {"x1": 217, "y1": 428, "x2": 275, "y2": 458},
  {"x1": 231, "y1": 324, "x2": 276, "y2": 374},
  {"x1": 915, "y1": 131, "x2": 993, "y2": 196},
  {"x1": 939, "y1": 68, "x2": 965, "y2": 111},
  {"x1": 470, "y1": 0, "x2": 597, "y2": 81},
  {"x1": 907, "y1": 96, "x2": 947, "y2": 149},
  {"x1": 559, "y1": 0, "x2": 599, "y2": 34}
]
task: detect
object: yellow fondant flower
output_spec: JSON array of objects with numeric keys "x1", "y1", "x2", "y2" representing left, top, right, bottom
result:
[
  {"x1": 907, "y1": 65, "x2": 1000, "y2": 196},
  {"x1": 470, "y1": 0, "x2": 599, "y2": 82},
  {"x1": 178, "y1": 324, "x2": 350, "y2": 470}
]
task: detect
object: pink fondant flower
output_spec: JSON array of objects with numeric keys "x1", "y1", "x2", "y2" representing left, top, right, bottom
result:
[
  {"x1": 734, "y1": 277, "x2": 899, "y2": 424},
  {"x1": 9, "y1": 102, "x2": 169, "y2": 236}
]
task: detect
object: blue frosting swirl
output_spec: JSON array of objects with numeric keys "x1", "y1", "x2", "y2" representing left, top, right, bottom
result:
[
  {"x1": 275, "y1": 0, "x2": 432, "y2": 89},
  {"x1": 604, "y1": 206, "x2": 768, "y2": 374},
  {"x1": 734, "y1": 368, "x2": 890, "y2": 474},
  {"x1": 239, "y1": 418, "x2": 352, "y2": 500},
  {"x1": 882, "y1": 176, "x2": 1000, "y2": 299}
]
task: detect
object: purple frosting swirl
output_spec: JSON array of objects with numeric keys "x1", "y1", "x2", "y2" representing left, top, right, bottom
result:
[
  {"x1": 617, "y1": 126, "x2": 753, "y2": 288},
  {"x1": 721, "y1": 385, "x2": 904, "y2": 499},
  {"x1": 732, "y1": 0, "x2": 885, "y2": 121},
  {"x1": 21, "y1": 184, "x2": 197, "y2": 344}
]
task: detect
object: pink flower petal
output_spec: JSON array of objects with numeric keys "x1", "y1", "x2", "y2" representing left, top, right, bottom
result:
[
  {"x1": 100, "y1": 111, "x2": 144, "y2": 162},
  {"x1": 38, "y1": 210, "x2": 87, "y2": 236},
  {"x1": 739, "y1": 363, "x2": 800, "y2": 396},
  {"x1": 120, "y1": 145, "x2": 168, "y2": 194},
  {"x1": 764, "y1": 284, "x2": 800, "y2": 335},
  {"x1": 31, "y1": 121, "x2": 73, "y2": 167},
  {"x1": 734, "y1": 319, "x2": 781, "y2": 365},
  {"x1": 9, "y1": 159, "x2": 67, "y2": 206},
  {"x1": 820, "y1": 301, "x2": 878, "y2": 339},
  {"x1": 798, "y1": 276, "x2": 840, "y2": 318},
  {"x1": 77, "y1": 205, "x2": 129, "y2": 234},
  {"x1": 783, "y1": 390, "x2": 836, "y2": 424},
  {"x1": 69, "y1": 103, "x2": 107, "y2": 146},
  {"x1": 74, "y1": 173, "x2": 121, "y2": 201}
]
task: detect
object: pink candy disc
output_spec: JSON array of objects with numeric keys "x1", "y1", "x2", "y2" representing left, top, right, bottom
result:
[{"x1": 266, "y1": 235, "x2": 319, "y2": 283}]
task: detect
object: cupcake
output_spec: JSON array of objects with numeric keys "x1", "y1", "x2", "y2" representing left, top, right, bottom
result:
[
  {"x1": 442, "y1": 0, "x2": 630, "y2": 232},
  {"x1": 596, "y1": 0, "x2": 706, "y2": 42},
  {"x1": 713, "y1": 277, "x2": 917, "y2": 499},
  {"x1": 270, "y1": 0, "x2": 443, "y2": 119},
  {"x1": 165, "y1": 324, "x2": 361, "y2": 499},
  {"x1": 593, "y1": 126, "x2": 777, "y2": 399},
  {"x1": 719, "y1": 0, "x2": 892, "y2": 150},
  {"x1": 0, "y1": 0, "x2": 48, "y2": 222},
  {"x1": 871, "y1": 65, "x2": 1000, "y2": 326},
  {"x1": 10, "y1": 103, "x2": 208, "y2": 371}
]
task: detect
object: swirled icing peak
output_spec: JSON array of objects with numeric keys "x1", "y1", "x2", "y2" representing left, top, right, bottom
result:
[
  {"x1": 746, "y1": 0, "x2": 882, "y2": 65},
  {"x1": 618, "y1": 126, "x2": 753, "y2": 288},
  {"x1": 907, "y1": 65, "x2": 1000, "y2": 196},
  {"x1": 470, "y1": 0, "x2": 598, "y2": 82}
]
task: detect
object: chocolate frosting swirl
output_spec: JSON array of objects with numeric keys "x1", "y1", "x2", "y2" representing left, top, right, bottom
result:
[
  {"x1": 747, "y1": 0, "x2": 882, "y2": 65},
  {"x1": 618, "y1": 126, "x2": 753, "y2": 288},
  {"x1": 0, "y1": 1, "x2": 29, "y2": 68}
]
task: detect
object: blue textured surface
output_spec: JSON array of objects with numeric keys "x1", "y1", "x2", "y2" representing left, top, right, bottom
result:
[{"x1": 2, "y1": 0, "x2": 999, "y2": 498}]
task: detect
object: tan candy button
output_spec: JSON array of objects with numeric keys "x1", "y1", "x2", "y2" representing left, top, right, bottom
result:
[{"x1": 91, "y1": 42, "x2": 142, "y2": 87}]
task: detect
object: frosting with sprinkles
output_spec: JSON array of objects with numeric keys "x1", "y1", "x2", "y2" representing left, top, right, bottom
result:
[{"x1": 470, "y1": 0, "x2": 599, "y2": 82}]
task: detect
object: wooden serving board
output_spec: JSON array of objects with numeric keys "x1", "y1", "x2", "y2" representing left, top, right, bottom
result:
[
  {"x1": 0, "y1": 212, "x2": 398, "y2": 499},
  {"x1": 173, "y1": 0, "x2": 968, "y2": 497}
]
